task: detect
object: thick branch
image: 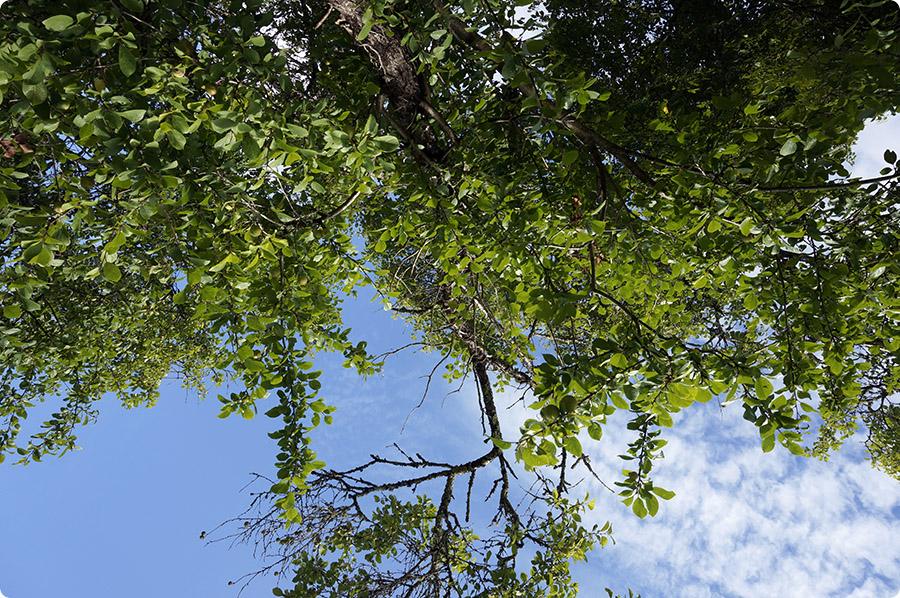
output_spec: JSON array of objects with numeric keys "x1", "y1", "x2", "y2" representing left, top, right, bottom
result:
[
  {"x1": 328, "y1": 0, "x2": 452, "y2": 159},
  {"x1": 474, "y1": 360, "x2": 503, "y2": 441},
  {"x1": 328, "y1": 0, "x2": 421, "y2": 122},
  {"x1": 447, "y1": 321, "x2": 534, "y2": 388}
]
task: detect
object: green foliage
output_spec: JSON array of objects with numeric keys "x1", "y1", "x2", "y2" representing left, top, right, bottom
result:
[
  {"x1": 865, "y1": 404, "x2": 900, "y2": 478},
  {"x1": 3, "y1": 0, "x2": 900, "y2": 595},
  {"x1": 0, "y1": 0, "x2": 381, "y2": 467}
]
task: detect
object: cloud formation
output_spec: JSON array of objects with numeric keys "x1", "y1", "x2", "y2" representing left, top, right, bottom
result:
[
  {"x1": 852, "y1": 116, "x2": 900, "y2": 177},
  {"x1": 569, "y1": 403, "x2": 900, "y2": 598}
]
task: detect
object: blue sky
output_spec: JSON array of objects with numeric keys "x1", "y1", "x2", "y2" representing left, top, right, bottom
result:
[{"x1": 2, "y1": 118, "x2": 900, "y2": 598}]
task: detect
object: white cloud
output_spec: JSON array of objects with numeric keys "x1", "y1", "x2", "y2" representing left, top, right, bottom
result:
[
  {"x1": 447, "y1": 381, "x2": 899, "y2": 595},
  {"x1": 571, "y1": 402, "x2": 900, "y2": 598},
  {"x1": 850, "y1": 115, "x2": 900, "y2": 178}
]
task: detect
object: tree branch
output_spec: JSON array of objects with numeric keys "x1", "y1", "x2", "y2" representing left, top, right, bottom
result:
[{"x1": 434, "y1": 1, "x2": 657, "y2": 188}]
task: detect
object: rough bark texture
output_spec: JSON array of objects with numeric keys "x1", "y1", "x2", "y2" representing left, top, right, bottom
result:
[
  {"x1": 328, "y1": 0, "x2": 445, "y2": 160},
  {"x1": 328, "y1": 2, "x2": 420, "y2": 122}
]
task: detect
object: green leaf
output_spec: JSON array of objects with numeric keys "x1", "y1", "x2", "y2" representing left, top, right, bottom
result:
[
  {"x1": 632, "y1": 497, "x2": 647, "y2": 519},
  {"x1": 40, "y1": 247, "x2": 65, "y2": 269},
  {"x1": 102, "y1": 262, "x2": 122, "y2": 282},
  {"x1": 373, "y1": 135, "x2": 400, "y2": 152},
  {"x1": 23, "y1": 56, "x2": 51, "y2": 85},
  {"x1": 562, "y1": 150, "x2": 579, "y2": 166},
  {"x1": 187, "y1": 268, "x2": 204, "y2": 285},
  {"x1": 104, "y1": 231, "x2": 127, "y2": 253},
  {"x1": 786, "y1": 442, "x2": 806, "y2": 456},
  {"x1": 209, "y1": 253, "x2": 239, "y2": 272},
  {"x1": 167, "y1": 129, "x2": 186, "y2": 150},
  {"x1": 656, "y1": 411, "x2": 674, "y2": 428},
  {"x1": 609, "y1": 353, "x2": 628, "y2": 369},
  {"x1": 694, "y1": 387, "x2": 713, "y2": 404},
  {"x1": 3, "y1": 305, "x2": 22, "y2": 319},
  {"x1": 117, "y1": 109, "x2": 147, "y2": 122},
  {"x1": 242, "y1": 135, "x2": 261, "y2": 160},
  {"x1": 357, "y1": 21, "x2": 374, "y2": 41},
  {"x1": 244, "y1": 359, "x2": 265, "y2": 372},
  {"x1": 22, "y1": 242, "x2": 43, "y2": 263},
  {"x1": 651, "y1": 486, "x2": 676, "y2": 500},
  {"x1": 120, "y1": 0, "x2": 144, "y2": 11},
  {"x1": 172, "y1": 289, "x2": 188, "y2": 305},
  {"x1": 119, "y1": 45, "x2": 137, "y2": 77},
  {"x1": 761, "y1": 434, "x2": 775, "y2": 453},
  {"x1": 610, "y1": 393, "x2": 630, "y2": 410},
  {"x1": 23, "y1": 82, "x2": 48, "y2": 105},
  {"x1": 754, "y1": 378, "x2": 774, "y2": 401},
  {"x1": 212, "y1": 118, "x2": 238, "y2": 132},
  {"x1": 885, "y1": 149, "x2": 897, "y2": 165},
  {"x1": 491, "y1": 437, "x2": 512, "y2": 450},
  {"x1": 779, "y1": 138, "x2": 798, "y2": 156},
  {"x1": 170, "y1": 114, "x2": 189, "y2": 133},
  {"x1": 563, "y1": 436, "x2": 582, "y2": 457},
  {"x1": 525, "y1": 38, "x2": 549, "y2": 55},
  {"x1": 43, "y1": 15, "x2": 75, "y2": 31}
]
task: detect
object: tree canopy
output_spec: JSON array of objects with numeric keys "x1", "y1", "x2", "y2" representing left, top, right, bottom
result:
[{"x1": 1, "y1": 0, "x2": 899, "y2": 595}]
